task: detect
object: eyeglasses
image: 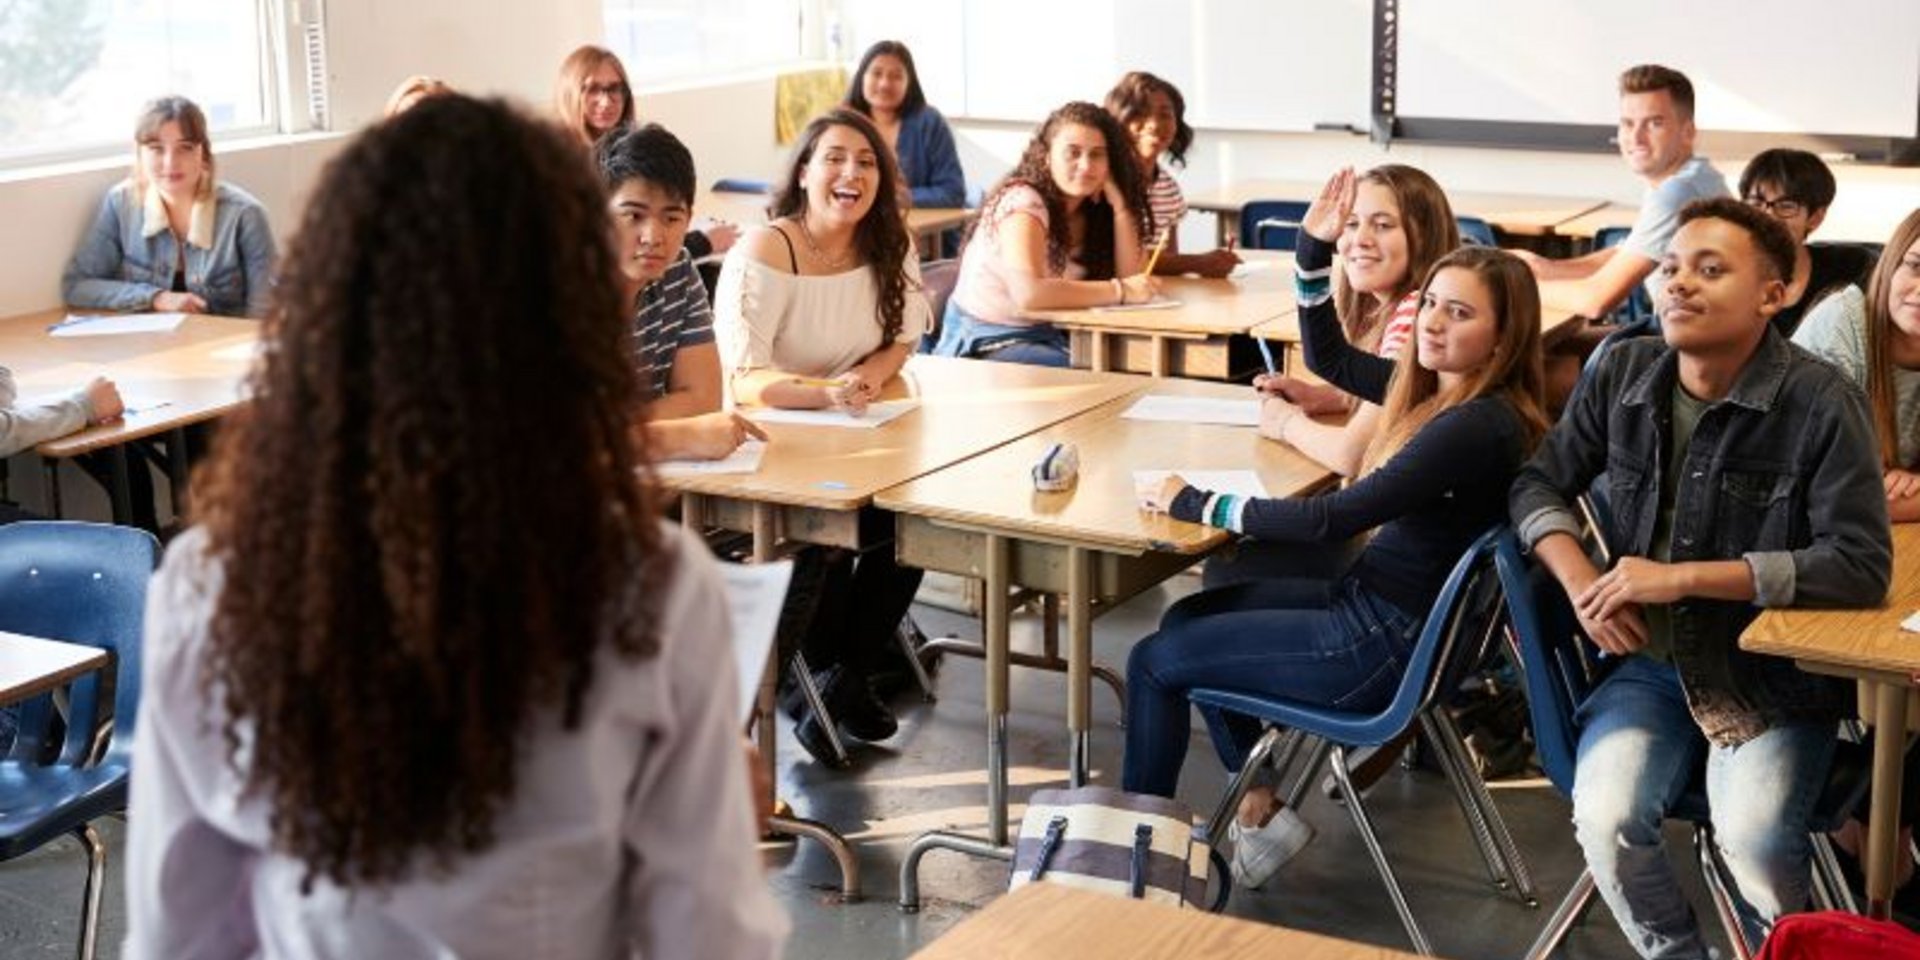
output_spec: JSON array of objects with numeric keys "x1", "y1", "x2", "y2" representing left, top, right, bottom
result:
[
  {"x1": 1744, "y1": 195, "x2": 1807, "y2": 218},
  {"x1": 583, "y1": 82, "x2": 626, "y2": 99}
]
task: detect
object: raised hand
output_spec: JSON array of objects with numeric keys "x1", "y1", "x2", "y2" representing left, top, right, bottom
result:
[{"x1": 1300, "y1": 167, "x2": 1356, "y2": 244}]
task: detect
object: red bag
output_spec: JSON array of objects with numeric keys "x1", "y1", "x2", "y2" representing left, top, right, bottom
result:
[{"x1": 1754, "y1": 912, "x2": 1920, "y2": 959}]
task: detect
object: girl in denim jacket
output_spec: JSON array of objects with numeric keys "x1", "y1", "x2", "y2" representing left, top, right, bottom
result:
[{"x1": 62, "y1": 96, "x2": 276, "y2": 319}]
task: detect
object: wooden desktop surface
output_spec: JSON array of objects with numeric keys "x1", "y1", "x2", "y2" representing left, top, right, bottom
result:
[
  {"x1": 1030, "y1": 250, "x2": 1296, "y2": 337},
  {"x1": 0, "y1": 630, "x2": 108, "y2": 706},
  {"x1": 1743, "y1": 524, "x2": 1920, "y2": 676},
  {"x1": 0, "y1": 308, "x2": 257, "y2": 457},
  {"x1": 695, "y1": 189, "x2": 970, "y2": 245},
  {"x1": 910, "y1": 882, "x2": 1423, "y2": 960},
  {"x1": 662, "y1": 355, "x2": 1144, "y2": 510},
  {"x1": 1558, "y1": 199, "x2": 1908, "y2": 247},
  {"x1": 1184, "y1": 178, "x2": 1608, "y2": 237},
  {"x1": 875, "y1": 377, "x2": 1334, "y2": 556}
]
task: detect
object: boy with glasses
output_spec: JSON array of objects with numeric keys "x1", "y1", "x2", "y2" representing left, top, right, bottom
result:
[{"x1": 1737, "y1": 148, "x2": 1875, "y2": 336}]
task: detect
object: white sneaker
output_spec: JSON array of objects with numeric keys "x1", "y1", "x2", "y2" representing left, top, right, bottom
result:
[{"x1": 1226, "y1": 806, "x2": 1314, "y2": 890}]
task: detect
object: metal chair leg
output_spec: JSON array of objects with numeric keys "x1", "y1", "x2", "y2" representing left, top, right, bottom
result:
[
  {"x1": 1329, "y1": 745, "x2": 1434, "y2": 955},
  {"x1": 1203, "y1": 726, "x2": 1291, "y2": 846},
  {"x1": 770, "y1": 813, "x2": 861, "y2": 903},
  {"x1": 1523, "y1": 870, "x2": 1598, "y2": 960},
  {"x1": 74, "y1": 822, "x2": 106, "y2": 960},
  {"x1": 1695, "y1": 826, "x2": 1756, "y2": 960},
  {"x1": 893, "y1": 615, "x2": 938, "y2": 702},
  {"x1": 790, "y1": 652, "x2": 849, "y2": 765},
  {"x1": 1423, "y1": 709, "x2": 1538, "y2": 905},
  {"x1": 1283, "y1": 737, "x2": 1334, "y2": 811},
  {"x1": 1419, "y1": 712, "x2": 1512, "y2": 893}
]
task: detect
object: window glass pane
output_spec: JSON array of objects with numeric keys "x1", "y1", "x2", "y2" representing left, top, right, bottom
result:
[
  {"x1": 0, "y1": 0, "x2": 270, "y2": 165},
  {"x1": 604, "y1": 0, "x2": 803, "y2": 86}
]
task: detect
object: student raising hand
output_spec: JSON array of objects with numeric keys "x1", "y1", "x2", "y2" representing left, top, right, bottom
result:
[{"x1": 1300, "y1": 166, "x2": 1357, "y2": 244}]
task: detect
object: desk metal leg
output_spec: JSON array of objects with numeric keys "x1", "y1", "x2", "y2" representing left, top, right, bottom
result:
[
  {"x1": 1866, "y1": 682, "x2": 1911, "y2": 919},
  {"x1": 107, "y1": 446, "x2": 133, "y2": 526},
  {"x1": 167, "y1": 427, "x2": 191, "y2": 517},
  {"x1": 43, "y1": 460, "x2": 63, "y2": 518},
  {"x1": 1066, "y1": 547, "x2": 1093, "y2": 787},
  {"x1": 900, "y1": 532, "x2": 1015, "y2": 912},
  {"x1": 732, "y1": 499, "x2": 860, "y2": 902}
]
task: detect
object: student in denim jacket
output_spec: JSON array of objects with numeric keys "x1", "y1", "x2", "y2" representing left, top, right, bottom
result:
[
  {"x1": 62, "y1": 96, "x2": 276, "y2": 319},
  {"x1": 1510, "y1": 198, "x2": 1892, "y2": 959}
]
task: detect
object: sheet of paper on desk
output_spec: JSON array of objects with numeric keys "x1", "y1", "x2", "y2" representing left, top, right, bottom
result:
[
  {"x1": 720, "y1": 559, "x2": 794, "y2": 725},
  {"x1": 654, "y1": 439, "x2": 767, "y2": 477},
  {"x1": 1091, "y1": 297, "x2": 1182, "y2": 313},
  {"x1": 1134, "y1": 469, "x2": 1270, "y2": 499},
  {"x1": 1122, "y1": 394, "x2": 1260, "y2": 427},
  {"x1": 745, "y1": 399, "x2": 918, "y2": 429},
  {"x1": 48, "y1": 312, "x2": 187, "y2": 337},
  {"x1": 1900, "y1": 610, "x2": 1920, "y2": 633},
  {"x1": 17, "y1": 391, "x2": 171, "y2": 416}
]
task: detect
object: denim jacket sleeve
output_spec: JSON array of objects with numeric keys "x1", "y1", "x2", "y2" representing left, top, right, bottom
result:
[
  {"x1": 904, "y1": 107, "x2": 966, "y2": 209},
  {"x1": 1746, "y1": 373, "x2": 1891, "y2": 608},
  {"x1": 234, "y1": 200, "x2": 278, "y2": 319},
  {"x1": 1508, "y1": 342, "x2": 1614, "y2": 551},
  {"x1": 62, "y1": 186, "x2": 162, "y2": 312}
]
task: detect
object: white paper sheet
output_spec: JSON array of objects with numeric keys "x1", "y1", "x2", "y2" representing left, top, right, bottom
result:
[
  {"x1": 1122, "y1": 394, "x2": 1260, "y2": 427},
  {"x1": 1900, "y1": 610, "x2": 1920, "y2": 634},
  {"x1": 17, "y1": 391, "x2": 171, "y2": 417},
  {"x1": 1134, "y1": 469, "x2": 1271, "y2": 500},
  {"x1": 720, "y1": 560, "x2": 795, "y2": 725},
  {"x1": 47, "y1": 312, "x2": 187, "y2": 338},
  {"x1": 654, "y1": 439, "x2": 767, "y2": 477},
  {"x1": 210, "y1": 341, "x2": 262, "y2": 361},
  {"x1": 744, "y1": 399, "x2": 918, "y2": 429},
  {"x1": 1090, "y1": 297, "x2": 1182, "y2": 313}
]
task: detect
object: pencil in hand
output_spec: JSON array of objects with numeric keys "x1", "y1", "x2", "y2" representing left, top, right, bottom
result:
[{"x1": 1141, "y1": 225, "x2": 1172, "y2": 277}]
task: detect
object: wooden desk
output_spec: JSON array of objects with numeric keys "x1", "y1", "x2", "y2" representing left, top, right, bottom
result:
[
  {"x1": 1030, "y1": 251, "x2": 1295, "y2": 380},
  {"x1": 1558, "y1": 199, "x2": 1913, "y2": 247},
  {"x1": 666, "y1": 355, "x2": 1144, "y2": 900},
  {"x1": 911, "y1": 881, "x2": 1423, "y2": 960},
  {"x1": 1742, "y1": 523, "x2": 1920, "y2": 920},
  {"x1": 877, "y1": 377, "x2": 1336, "y2": 908},
  {"x1": 0, "y1": 308, "x2": 258, "y2": 521},
  {"x1": 1553, "y1": 202, "x2": 1638, "y2": 244},
  {"x1": 1185, "y1": 178, "x2": 1608, "y2": 243},
  {"x1": 696, "y1": 189, "x2": 971, "y2": 255},
  {"x1": 0, "y1": 631, "x2": 107, "y2": 707}
]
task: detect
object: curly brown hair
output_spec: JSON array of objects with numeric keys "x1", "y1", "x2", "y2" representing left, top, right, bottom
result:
[
  {"x1": 970, "y1": 101, "x2": 1151, "y2": 279},
  {"x1": 193, "y1": 95, "x2": 670, "y2": 890},
  {"x1": 769, "y1": 107, "x2": 914, "y2": 343}
]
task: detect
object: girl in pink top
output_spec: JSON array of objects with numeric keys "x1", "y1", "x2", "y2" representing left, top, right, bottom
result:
[{"x1": 932, "y1": 101, "x2": 1157, "y2": 366}]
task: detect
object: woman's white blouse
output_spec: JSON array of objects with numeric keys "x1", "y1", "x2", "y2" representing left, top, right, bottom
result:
[{"x1": 712, "y1": 247, "x2": 930, "y2": 381}]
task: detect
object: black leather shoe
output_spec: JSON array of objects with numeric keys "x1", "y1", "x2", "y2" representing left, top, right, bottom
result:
[
  {"x1": 792, "y1": 711, "x2": 851, "y2": 769},
  {"x1": 826, "y1": 668, "x2": 898, "y2": 743}
]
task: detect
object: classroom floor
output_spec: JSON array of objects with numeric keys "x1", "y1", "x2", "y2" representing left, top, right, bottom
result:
[{"x1": 0, "y1": 572, "x2": 1785, "y2": 960}]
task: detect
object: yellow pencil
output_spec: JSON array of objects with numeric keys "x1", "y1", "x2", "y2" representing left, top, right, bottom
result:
[
  {"x1": 792, "y1": 376, "x2": 843, "y2": 388},
  {"x1": 1141, "y1": 225, "x2": 1172, "y2": 276}
]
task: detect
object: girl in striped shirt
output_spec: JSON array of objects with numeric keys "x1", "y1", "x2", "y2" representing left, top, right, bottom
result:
[{"x1": 1104, "y1": 72, "x2": 1241, "y2": 278}]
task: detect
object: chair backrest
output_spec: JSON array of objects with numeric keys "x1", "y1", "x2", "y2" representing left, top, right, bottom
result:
[
  {"x1": 1455, "y1": 215, "x2": 1497, "y2": 247},
  {"x1": 0, "y1": 521, "x2": 160, "y2": 766},
  {"x1": 1239, "y1": 200, "x2": 1310, "y2": 252},
  {"x1": 710, "y1": 177, "x2": 770, "y2": 195},
  {"x1": 1492, "y1": 528, "x2": 1595, "y2": 797},
  {"x1": 921, "y1": 258, "x2": 961, "y2": 333}
]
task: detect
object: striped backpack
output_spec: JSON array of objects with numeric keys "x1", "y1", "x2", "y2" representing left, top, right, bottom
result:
[{"x1": 1010, "y1": 785, "x2": 1230, "y2": 911}]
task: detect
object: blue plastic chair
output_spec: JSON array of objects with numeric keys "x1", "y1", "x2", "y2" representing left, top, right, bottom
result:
[
  {"x1": 1592, "y1": 225, "x2": 1657, "y2": 327},
  {"x1": 0, "y1": 521, "x2": 161, "y2": 960},
  {"x1": 1239, "y1": 200, "x2": 1311, "y2": 251},
  {"x1": 1492, "y1": 529, "x2": 1867, "y2": 960},
  {"x1": 710, "y1": 177, "x2": 770, "y2": 194},
  {"x1": 1456, "y1": 215, "x2": 1498, "y2": 247},
  {"x1": 1189, "y1": 527, "x2": 1533, "y2": 955}
]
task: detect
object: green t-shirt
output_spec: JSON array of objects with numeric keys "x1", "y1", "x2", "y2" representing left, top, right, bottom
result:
[{"x1": 1639, "y1": 382, "x2": 1710, "y2": 662}]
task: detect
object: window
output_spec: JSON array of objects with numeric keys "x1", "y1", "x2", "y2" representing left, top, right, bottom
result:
[
  {"x1": 0, "y1": 0, "x2": 297, "y2": 169},
  {"x1": 603, "y1": 0, "x2": 807, "y2": 86}
]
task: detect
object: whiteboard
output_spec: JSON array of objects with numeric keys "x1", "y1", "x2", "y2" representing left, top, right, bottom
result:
[
  {"x1": 1396, "y1": 0, "x2": 1920, "y2": 138},
  {"x1": 840, "y1": 0, "x2": 1373, "y2": 133}
]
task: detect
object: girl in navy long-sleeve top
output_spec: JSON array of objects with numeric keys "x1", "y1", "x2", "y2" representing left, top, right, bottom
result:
[{"x1": 1123, "y1": 179, "x2": 1550, "y2": 884}]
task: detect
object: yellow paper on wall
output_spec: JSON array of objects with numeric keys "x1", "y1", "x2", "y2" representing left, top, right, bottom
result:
[{"x1": 774, "y1": 67, "x2": 848, "y2": 146}]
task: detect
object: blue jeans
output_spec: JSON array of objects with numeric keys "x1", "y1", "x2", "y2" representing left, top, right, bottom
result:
[
  {"x1": 1571, "y1": 655, "x2": 1836, "y2": 959},
  {"x1": 930, "y1": 300, "x2": 1070, "y2": 367},
  {"x1": 1120, "y1": 575, "x2": 1421, "y2": 798}
]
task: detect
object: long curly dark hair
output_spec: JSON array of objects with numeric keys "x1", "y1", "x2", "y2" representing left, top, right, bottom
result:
[
  {"x1": 769, "y1": 107, "x2": 913, "y2": 344},
  {"x1": 970, "y1": 101, "x2": 1150, "y2": 279},
  {"x1": 193, "y1": 95, "x2": 669, "y2": 890}
]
